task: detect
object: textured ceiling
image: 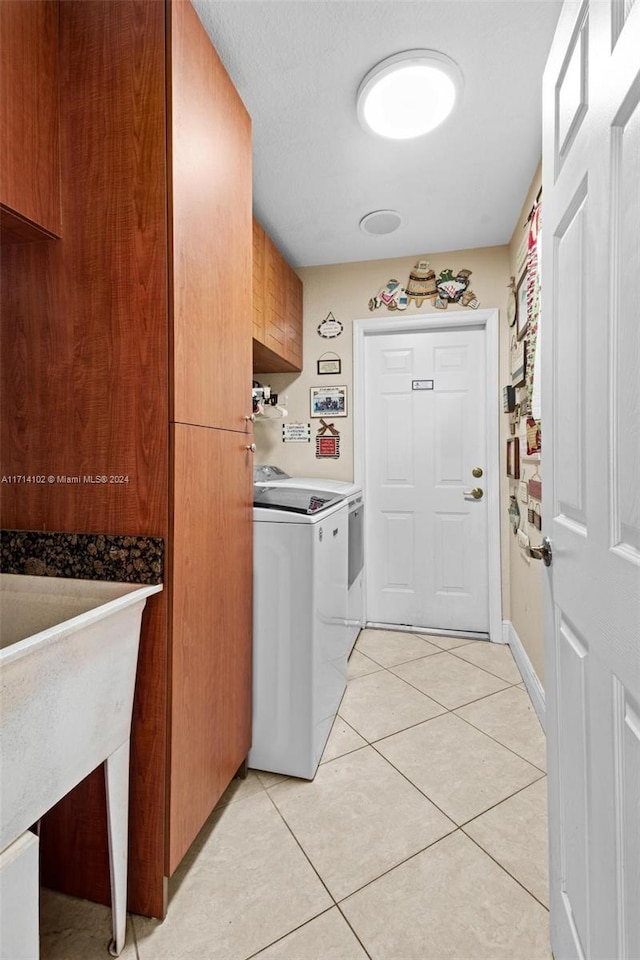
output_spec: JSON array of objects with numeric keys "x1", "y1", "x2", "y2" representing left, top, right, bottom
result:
[{"x1": 192, "y1": 0, "x2": 562, "y2": 267}]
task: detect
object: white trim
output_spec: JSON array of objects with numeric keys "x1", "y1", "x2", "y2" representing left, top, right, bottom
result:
[
  {"x1": 503, "y1": 619, "x2": 546, "y2": 730},
  {"x1": 353, "y1": 310, "x2": 502, "y2": 643},
  {"x1": 366, "y1": 621, "x2": 488, "y2": 641}
]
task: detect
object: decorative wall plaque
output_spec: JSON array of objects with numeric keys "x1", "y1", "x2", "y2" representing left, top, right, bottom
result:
[{"x1": 317, "y1": 312, "x2": 343, "y2": 338}]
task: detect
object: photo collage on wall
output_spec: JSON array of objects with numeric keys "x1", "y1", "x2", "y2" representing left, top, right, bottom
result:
[{"x1": 505, "y1": 195, "x2": 543, "y2": 546}]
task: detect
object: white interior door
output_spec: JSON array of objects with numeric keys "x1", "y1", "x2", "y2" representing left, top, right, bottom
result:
[
  {"x1": 543, "y1": 2, "x2": 640, "y2": 958},
  {"x1": 364, "y1": 325, "x2": 489, "y2": 634}
]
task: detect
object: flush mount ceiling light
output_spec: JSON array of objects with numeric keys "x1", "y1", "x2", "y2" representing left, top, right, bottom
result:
[
  {"x1": 359, "y1": 209, "x2": 402, "y2": 235},
  {"x1": 357, "y1": 49, "x2": 463, "y2": 140}
]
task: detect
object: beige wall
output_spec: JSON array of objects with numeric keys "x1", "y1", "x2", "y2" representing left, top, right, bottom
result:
[
  {"x1": 506, "y1": 163, "x2": 545, "y2": 684},
  {"x1": 255, "y1": 243, "x2": 516, "y2": 622}
]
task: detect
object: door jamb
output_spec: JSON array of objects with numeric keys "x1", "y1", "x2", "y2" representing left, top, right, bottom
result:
[{"x1": 353, "y1": 309, "x2": 502, "y2": 643}]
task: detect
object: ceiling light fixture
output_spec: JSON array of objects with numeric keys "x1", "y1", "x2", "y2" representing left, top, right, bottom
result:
[
  {"x1": 359, "y1": 209, "x2": 402, "y2": 235},
  {"x1": 357, "y1": 49, "x2": 463, "y2": 140}
]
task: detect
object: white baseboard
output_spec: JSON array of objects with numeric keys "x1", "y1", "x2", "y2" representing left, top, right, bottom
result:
[{"x1": 503, "y1": 620, "x2": 546, "y2": 731}]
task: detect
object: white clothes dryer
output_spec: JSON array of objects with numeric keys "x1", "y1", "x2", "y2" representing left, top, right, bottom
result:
[
  {"x1": 251, "y1": 486, "x2": 348, "y2": 779},
  {"x1": 253, "y1": 467, "x2": 364, "y2": 652}
]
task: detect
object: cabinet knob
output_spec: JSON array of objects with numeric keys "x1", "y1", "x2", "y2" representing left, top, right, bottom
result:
[
  {"x1": 245, "y1": 414, "x2": 256, "y2": 422},
  {"x1": 246, "y1": 443, "x2": 256, "y2": 453}
]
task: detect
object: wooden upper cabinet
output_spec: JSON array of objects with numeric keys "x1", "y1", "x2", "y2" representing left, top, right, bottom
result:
[
  {"x1": 170, "y1": 0, "x2": 252, "y2": 432},
  {"x1": 0, "y1": 0, "x2": 61, "y2": 240},
  {"x1": 252, "y1": 216, "x2": 303, "y2": 373}
]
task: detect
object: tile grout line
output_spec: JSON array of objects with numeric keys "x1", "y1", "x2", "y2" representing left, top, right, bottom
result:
[
  {"x1": 317, "y1": 741, "x2": 370, "y2": 768},
  {"x1": 262, "y1": 782, "x2": 339, "y2": 903},
  {"x1": 457, "y1": 773, "x2": 548, "y2": 831},
  {"x1": 242, "y1": 906, "x2": 345, "y2": 960},
  {"x1": 384, "y1": 662, "x2": 521, "y2": 715},
  {"x1": 367, "y1": 737, "x2": 466, "y2": 828},
  {"x1": 446, "y1": 645, "x2": 525, "y2": 686},
  {"x1": 338, "y1": 711, "x2": 447, "y2": 752},
  {"x1": 462, "y1": 830, "x2": 550, "y2": 913},
  {"x1": 129, "y1": 912, "x2": 140, "y2": 960},
  {"x1": 352, "y1": 640, "x2": 443, "y2": 671},
  {"x1": 260, "y1": 789, "x2": 374, "y2": 960},
  {"x1": 342, "y1": 665, "x2": 544, "y2": 793},
  {"x1": 452, "y1": 707, "x2": 548, "y2": 774},
  {"x1": 334, "y1": 827, "x2": 460, "y2": 906},
  {"x1": 363, "y1": 673, "x2": 548, "y2": 830}
]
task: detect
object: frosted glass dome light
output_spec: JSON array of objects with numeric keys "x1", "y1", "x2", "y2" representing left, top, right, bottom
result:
[{"x1": 357, "y1": 50, "x2": 462, "y2": 140}]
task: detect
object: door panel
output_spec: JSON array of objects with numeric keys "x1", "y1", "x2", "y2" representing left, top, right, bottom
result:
[
  {"x1": 169, "y1": 423, "x2": 252, "y2": 874},
  {"x1": 556, "y1": 618, "x2": 590, "y2": 957},
  {"x1": 365, "y1": 327, "x2": 488, "y2": 633},
  {"x1": 543, "y1": 3, "x2": 640, "y2": 958},
  {"x1": 170, "y1": 0, "x2": 252, "y2": 432},
  {"x1": 611, "y1": 86, "x2": 640, "y2": 556},
  {"x1": 554, "y1": 185, "x2": 588, "y2": 530},
  {"x1": 612, "y1": 677, "x2": 640, "y2": 960}
]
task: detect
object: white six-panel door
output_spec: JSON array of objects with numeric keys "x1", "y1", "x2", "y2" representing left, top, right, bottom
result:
[
  {"x1": 543, "y1": 2, "x2": 640, "y2": 957},
  {"x1": 364, "y1": 325, "x2": 489, "y2": 634}
]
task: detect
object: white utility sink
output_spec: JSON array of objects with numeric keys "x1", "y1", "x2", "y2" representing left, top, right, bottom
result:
[{"x1": 0, "y1": 574, "x2": 162, "y2": 957}]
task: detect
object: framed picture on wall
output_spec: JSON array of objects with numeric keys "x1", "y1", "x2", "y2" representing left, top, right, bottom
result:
[
  {"x1": 511, "y1": 337, "x2": 526, "y2": 387},
  {"x1": 516, "y1": 269, "x2": 529, "y2": 340},
  {"x1": 310, "y1": 385, "x2": 347, "y2": 418},
  {"x1": 506, "y1": 438, "x2": 520, "y2": 479},
  {"x1": 317, "y1": 357, "x2": 341, "y2": 375}
]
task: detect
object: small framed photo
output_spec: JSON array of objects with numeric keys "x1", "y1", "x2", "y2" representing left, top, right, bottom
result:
[
  {"x1": 516, "y1": 269, "x2": 529, "y2": 340},
  {"x1": 511, "y1": 338, "x2": 526, "y2": 387},
  {"x1": 507, "y1": 438, "x2": 520, "y2": 479},
  {"x1": 310, "y1": 385, "x2": 347, "y2": 418},
  {"x1": 317, "y1": 357, "x2": 341, "y2": 375}
]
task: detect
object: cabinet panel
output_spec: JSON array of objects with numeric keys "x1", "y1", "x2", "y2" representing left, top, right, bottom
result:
[
  {"x1": 170, "y1": 0, "x2": 252, "y2": 432},
  {"x1": 169, "y1": 423, "x2": 253, "y2": 874},
  {"x1": 252, "y1": 218, "x2": 266, "y2": 341},
  {"x1": 264, "y1": 235, "x2": 287, "y2": 356},
  {"x1": 0, "y1": 0, "x2": 60, "y2": 238},
  {"x1": 286, "y1": 269, "x2": 303, "y2": 368}
]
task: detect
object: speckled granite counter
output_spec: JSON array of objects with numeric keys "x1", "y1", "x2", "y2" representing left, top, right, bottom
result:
[{"x1": 0, "y1": 530, "x2": 163, "y2": 584}]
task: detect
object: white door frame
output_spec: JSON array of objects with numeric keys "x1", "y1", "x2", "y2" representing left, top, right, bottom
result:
[{"x1": 353, "y1": 309, "x2": 502, "y2": 644}]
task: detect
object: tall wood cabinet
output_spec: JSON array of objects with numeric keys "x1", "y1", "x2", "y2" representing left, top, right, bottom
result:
[
  {"x1": 0, "y1": 0, "x2": 252, "y2": 919},
  {"x1": 252, "y1": 217, "x2": 303, "y2": 373}
]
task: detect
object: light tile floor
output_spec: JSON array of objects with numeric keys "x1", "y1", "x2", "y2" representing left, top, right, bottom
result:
[{"x1": 40, "y1": 630, "x2": 550, "y2": 960}]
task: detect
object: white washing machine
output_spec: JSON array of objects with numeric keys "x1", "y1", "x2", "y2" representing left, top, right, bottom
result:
[
  {"x1": 253, "y1": 466, "x2": 364, "y2": 652},
  {"x1": 251, "y1": 485, "x2": 349, "y2": 779}
]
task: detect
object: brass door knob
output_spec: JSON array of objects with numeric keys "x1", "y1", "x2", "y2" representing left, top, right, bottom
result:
[
  {"x1": 463, "y1": 487, "x2": 484, "y2": 500},
  {"x1": 472, "y1": 467, "x2": 483, "y2": 478}
]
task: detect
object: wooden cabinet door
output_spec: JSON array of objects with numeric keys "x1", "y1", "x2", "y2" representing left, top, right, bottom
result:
[
  {"x1": 0, "y1": 0, "x2": 60, "y2": 239},
  {"x1": 264, "y1": 235, "x2": 287, "y2": 357},
  {"x1": 169, "y1": 423, "x2": 253, "y2": 874},
  {"x1": 252, "y1": 217, "x2": 266, "y2": 342},
  {"x1": 169, "y1": 0, "x2": 252, "y2": 432},
  {"x1": 285, "y1": 268, "x2": 303, "y2": 369}
]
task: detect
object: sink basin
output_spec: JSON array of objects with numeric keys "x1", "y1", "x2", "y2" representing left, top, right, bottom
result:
[{"x1": 0, "y1": 573, "x2": 162, "y2": 956}]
